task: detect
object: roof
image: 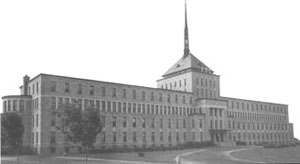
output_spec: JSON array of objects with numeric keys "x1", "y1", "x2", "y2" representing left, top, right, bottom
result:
[
  {"x1": 23, "y1": 73, "x2": 193, "y2": 95},
  {"x1": 162, "y1": 53, "x2": 214, "y2": 77}
]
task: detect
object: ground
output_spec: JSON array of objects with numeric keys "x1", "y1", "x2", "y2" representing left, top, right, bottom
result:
[
  {"x1": 2, "y1": 146, "x2": 300, "y2": 164},
  {"x1": 231, "y1": 146, "x2": 300, "y2": 163}
]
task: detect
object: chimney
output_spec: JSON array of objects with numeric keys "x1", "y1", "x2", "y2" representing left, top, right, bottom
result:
[{"x1": 23, "y1": 75, "x2": 30, "y2": 95}]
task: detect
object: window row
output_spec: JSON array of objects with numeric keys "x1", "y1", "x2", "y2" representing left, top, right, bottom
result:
[
  {"x1": 27, "y1": 81, "x2": 39, "y2": 95},
  {"x1": 196, "y1": 77, "x2": 217, "y2": 89},
  {"x1": 101, "y1": 131, "x2": 204, "y2": 143},
  {"x1": 229, "y1": 132, "x2": 289, "y2": 142},
  {"x1": 209, "y1": 108, "x2": 223, "y2": 117},
  {"x1": 49, "y1": 97, "x2": 201, "y2": 116},
  {"x1": 227, "y1": 111, "x2": 287, "y2": 121},
  {"x1": 228, "y1": 121, "x2": 288, "y2": 131},
  {"x1": 228, "y1": 101, "x2": 287, "y2": 114},
  {"x1": 2, "y1": 100, "x2": 26, "y2": 112},
  {"x1": 50, "y1": 81, "x2": 192, "y2": 104},
  {"x1": 195, "y1": 88, "x2": 218, "y2": 98},
  {"x1": 107, "y1": 116, "x2": 204, "y2": 130},
  {"x1": 160, "y1": 79, "x2": 187, "y2": 90}
]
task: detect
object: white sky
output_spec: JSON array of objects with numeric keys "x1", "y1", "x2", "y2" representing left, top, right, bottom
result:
[{"x1": 0, "y1": 0, "x2": 299, "y2": 139}]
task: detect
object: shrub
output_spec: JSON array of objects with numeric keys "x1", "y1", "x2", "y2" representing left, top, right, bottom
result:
[
  {"x1": 236, "y1": 141, "x2": 247, "y2": 146},
  {"x1": 1, "y1": 146, "x2": 35, "y2": 155}
]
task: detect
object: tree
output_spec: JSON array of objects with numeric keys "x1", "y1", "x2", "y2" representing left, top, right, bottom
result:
[
  {"x1": 61, "y1": 105, "x2": 102, "y2": 164},
  {"x1": 1, "y1": 112, "x2": 24, "y2": 163}
]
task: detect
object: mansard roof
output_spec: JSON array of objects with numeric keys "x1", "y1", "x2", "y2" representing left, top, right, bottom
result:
[{"x1": 162, "y1": 53, "x2": 214, "y2": 77}]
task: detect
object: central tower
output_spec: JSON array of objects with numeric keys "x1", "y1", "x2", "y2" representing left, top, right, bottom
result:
[{"x1": 157, "y1": 0, "x2": 220, "y2": 99}]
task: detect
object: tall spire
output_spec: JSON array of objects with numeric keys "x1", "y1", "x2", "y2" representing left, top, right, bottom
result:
[{"x1": 184, "y1": 0, "x2": 190, "y2": 57}]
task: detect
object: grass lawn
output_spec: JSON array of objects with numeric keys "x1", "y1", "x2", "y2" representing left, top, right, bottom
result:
[
  {"x1": 69, "y1": 148, "x2": 201, "y2": 163},
  {"x1": 231, "y1": 146, "x2": 300, "y2": 163},
  {"x1": 183, "y1": 146, "x2": 249, "y2": 164}
]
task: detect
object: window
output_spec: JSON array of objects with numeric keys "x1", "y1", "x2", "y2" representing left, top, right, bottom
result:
[
  {"x1": 78, "y1": 84, "x2": 82, "y2": 95},
  {"x1": 192, "y1": 119, "x2": 195, "y2": 128},
  {"x1": 32, "y1": 84, "x2": 35, "y2": 94},
  {"x1": 123, "y1": 89, "x2": 126, "y2": 98},
  {"x1": 102, "y1": 132, "x2": 106, "y2": 142},
  {"x1": 36, "y1": 114, "x2": 39, "y2": 127},
  {"x1": 3, "y1": 101, "x2": 6, "y2": 113},
  {"x1": 160, "y1": 132, "x2": 163, "y2": 141},
  {"x1": 192, "y1": 132, "x2": 195, "y2": 141},
  {"x1": 96, "y1": 100, "x2": 100, "y2": 111},
  {"x1": 51, "y1": 97, "x2": 56, "y2": 110},
  {"x1": 90, "y1": 85, "x2": 94, "y2": 96},
  {"x1": 159, "y1": 93, "x2": 162, "y2": 102},
  {"x1": 123, "y1": 132, "x2": 127, "y2": 142},
  {"x1": 128, "y1": 103, "x2": 131, "y2": 113},
  {"x1": 142, "y1": 118, "x2": 146, "y2": 128},
  {"x1": 100, "y1": 116, "x2": 106, "y2": 127},
  {"x1": 151, "y1": 132, "x2": 155, "y2": 142},
  {"x1": 133, "y1": 117, "x2": 136, "y2": 128},
  {"x1": 133, "y1": 132, "x2": 137, "y2": 142},
  {"x1": 51, "y1": 113, "x2": 56, "y2": 127},
  {"x1": 143, "y1": 132, "x2": 146, "y2": 142},
  {"x1": 64, "y1": 82, "x2": 70, "y2": 93},
  {"x1": 133, "y1": 103, "x2": 136, "y2": 113},
  {"x1": 176, "y1": 119, "x2": 179, "y2": 129},
  {"x1": 168, "y1": 132, "x2": 172, "y2": 141},
  {"x1": 168, "y1": 119, "x2": 171, "y2": 128},
  {"x1": 142, "y1": 91, "x2": 145, "y2": 100},
  {"x1": 200, "y1": 132, "x2": 203, "y2": 141},
  {"x1": 36, "y1": 82, "x2": 39, "y2": 94},
  {"x1": 101, "y1": 87, "x2": 106, "y2": 97},
  {"x1": 183, "y1": 120, "x2": 186, "y2": 128},
  {"x1": 175, "y1": 95, "x2": 178, "y2": 103},
  {"x1": 167, "y1": 94, "x2": 170, "y2": 102},
  {"x1": 199, "y1": 119, "x2": 202, "y2": 128},
  {"x1": 160, "y1": 118, "x2": 163, "y2": 128},
  {"x1": 151, "y1": 92, "x2": 154, "y2": 101},
  {"x1": 133, "y1": 90, "x2": 136, "y2": 99},
  {"x1": 151, "y1": 118, "x2": 155, "y2": 128},
  {"x1": 112, "y1": 116, "x2": 117, "y2": 127},
  {"x1": 13, "y1": 100, "x2": 17, "y2": 111},
  {"x1": 19, "y1": 100, "x2": 24, "y2": 112},
  {"x1": 107, "y1": 101, "x2": 111, "y2": 112},
  {"x1": 36, "y1": 132, "x2": 39, "y2": 144},
  {"x1": 113, "y1": 102, "x2": 116, "y2": 112},
  {"x1": 176, "y1": 132, "x2": 179, "y2": 141},
  {"x1": 123, "y1": 117, "x2": 126, "y2": 128},
  {"x1": 113, "y1": 132, "x2": 117, "y2": 143},
  {"x1": 112, "y1": 88, "x2": 116, "y2": 97}
]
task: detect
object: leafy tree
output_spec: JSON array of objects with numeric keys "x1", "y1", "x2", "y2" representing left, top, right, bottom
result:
[
  {"x1": 1, "y1": 112, "x2": 24, "y2": 163},
  {"x1": 61, "y1": 104, "x2": 102, "y2": 164}
]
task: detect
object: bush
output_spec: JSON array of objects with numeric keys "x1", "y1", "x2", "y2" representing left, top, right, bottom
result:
[
  {"x1": 182, "y1": 141, "x2": 216, "y2": 148},
  {"x1": 138, "y1": 152, "x2": 144, "y2": 157},
  {"x1": 1, "y1": 146, "x2": 35, "y2": 155},
  {"x1": 236, "y1": 141, "x2": 247, "y2": 146},
  {"x1": 263, "y1": 143, "x2": 289, "y2": 149}
]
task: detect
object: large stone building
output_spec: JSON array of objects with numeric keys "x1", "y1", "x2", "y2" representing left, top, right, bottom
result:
[{"x1": 2, "y1": 2, "x2": 294, "y2": 154}]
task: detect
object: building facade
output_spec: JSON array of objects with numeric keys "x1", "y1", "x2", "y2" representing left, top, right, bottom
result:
[{"x1": 1, "y1": 2, "x2": 294, "y2": 154}]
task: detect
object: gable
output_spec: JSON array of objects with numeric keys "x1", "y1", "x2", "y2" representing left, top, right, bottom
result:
[{"x1": 163, "y1": 54, "x2": 214, "y2": 77}]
